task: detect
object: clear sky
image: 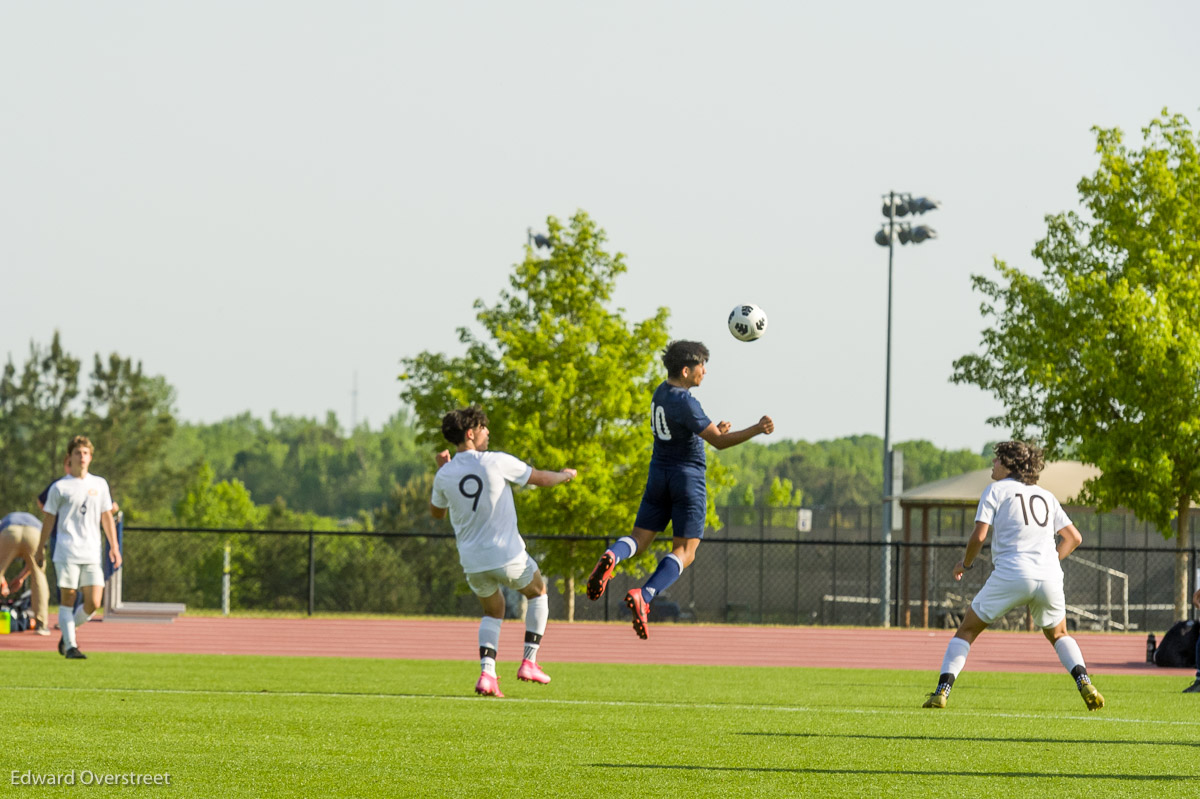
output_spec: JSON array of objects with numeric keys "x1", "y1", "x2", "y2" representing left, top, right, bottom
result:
[{"x1": 3, "y1": 2, "x2": 1197, "y2": 452}]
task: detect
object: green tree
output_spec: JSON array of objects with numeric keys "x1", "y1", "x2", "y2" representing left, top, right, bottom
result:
[
  {"x1": 0, "y1": 333, "x2": 184, "y2": 518},
  {"x1": 0, "y1": 333, "x2": 81, "y2": 510},
  {"x1": 82, "y1": 353, "x2": 180, "y2": 517},
  {"x1": 953, "y1": 109, "x2": 1200, "y2": 618},
  {"x1": 174, "y1": 464, "x2": 262, "y2": 528},
  {"x1": 401, "y1": 211, "x2": 671, "y2": 620}
]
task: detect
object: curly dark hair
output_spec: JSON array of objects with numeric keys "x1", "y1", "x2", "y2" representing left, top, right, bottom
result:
[
  {"x1": 441, "y1": 406, "x2": 489, "y2": 445},
  {"x1": 662, "y1": 340, "x2": 709, "y2": 378},
  {"x1": 994, "y1": 440, "x2": 1044, "y2": 485}
]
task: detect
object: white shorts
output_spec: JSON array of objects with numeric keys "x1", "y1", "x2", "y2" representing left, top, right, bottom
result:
[
  {"x1": 971, "y1": 572, "x2": 1066, "y2": 629},
  {"x1": 464, "y1": 553, "x2": 538, "y2": 598},
  {"x1": 55, "y1": 562, "x2": 106, "y2": 590}
]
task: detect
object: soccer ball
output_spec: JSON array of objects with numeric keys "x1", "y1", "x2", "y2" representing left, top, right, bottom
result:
[{"x1": 727, "y1": 303, "x2": 768, "y2": 342}]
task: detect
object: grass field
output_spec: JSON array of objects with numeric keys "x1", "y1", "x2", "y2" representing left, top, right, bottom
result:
[{"x1": 9, "y1": 652, "x2": 1198, "y2": 798}]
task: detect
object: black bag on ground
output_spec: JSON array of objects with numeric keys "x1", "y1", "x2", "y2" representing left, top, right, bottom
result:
[
  {"x1": 1154, "y1": 619, "x2": 1200, "y2": 668},
  {"x1": 1, "y1": 589, "x2": 31, "y2": 633}
]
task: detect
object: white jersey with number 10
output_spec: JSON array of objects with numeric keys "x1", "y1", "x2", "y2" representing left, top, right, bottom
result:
[{"x1": 975, "y1": 477, "x2": 1071, "y2": 580}]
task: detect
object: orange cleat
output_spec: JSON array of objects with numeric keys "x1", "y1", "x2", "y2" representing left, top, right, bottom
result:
[
  {"x1": 586, "y1": 552, "x2": 616, "y2": 601},
  {"x1": 625, "y1": 589, "x2": 650, "y2": 640}
]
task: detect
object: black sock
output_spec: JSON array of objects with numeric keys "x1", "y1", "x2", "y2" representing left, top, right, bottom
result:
[
  {"x1": 935, "y1": 672, "x2": 956, "y2": 695},
  {"x1": 1071, "y1": 665, "x2": 1091, "y2": 688}
]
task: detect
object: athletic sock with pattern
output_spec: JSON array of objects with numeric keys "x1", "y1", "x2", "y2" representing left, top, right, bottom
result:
[
  {"x1": 523, "y1": 633, "x2": 541, "y2": 663},
  {"x1": 479, "y1": 616, "x2": 502, "y2": 677},
  {"x1": 933, "y1": 637, "x2": 971, "y2": 694},
  {"x1": 524, "y1": 594, "x2": 548, "y2": 662},
  {"x1": 641, "y1": 553, "x2": 683, "y2": 604},
  {"x1": 1053, "y1": 636, "x2": 1090, "y2": 687},
  {"x1": 607, "y1": 536, "x2": 638, "y2": 565},
  {"x1": 933, "y1": 672, "x2": 956, "y2": 697}
]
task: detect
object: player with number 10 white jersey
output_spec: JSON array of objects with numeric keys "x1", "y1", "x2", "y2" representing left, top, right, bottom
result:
[{"x1": 921, "y1": 441, "x2": 1104, "y2": 712}]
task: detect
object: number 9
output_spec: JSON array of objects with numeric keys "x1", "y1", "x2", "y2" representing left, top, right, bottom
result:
[{"x1": 459, "y1": 475, "x2": 483, "y2": 512}]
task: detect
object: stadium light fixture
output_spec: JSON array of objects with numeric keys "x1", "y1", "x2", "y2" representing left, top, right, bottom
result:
[
  {"x1": 876, "y1": 190, "x2": 939, "y2": 628},
  {"x1": 527, "y1": 227, "x2": 552, "y2": 250}
]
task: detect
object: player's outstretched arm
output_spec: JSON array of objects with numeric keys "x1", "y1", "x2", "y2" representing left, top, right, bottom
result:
[
  {"x1": 699, "y1": 415, "x2": 774, "y2": 450},
  {"x1": 527, "y1": 468, "x2": 577, "y2": 488}
]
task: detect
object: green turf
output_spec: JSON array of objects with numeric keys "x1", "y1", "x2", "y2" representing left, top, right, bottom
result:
[{"x1": 8, "y1": 652, "x2": 1198, "y2": 798}]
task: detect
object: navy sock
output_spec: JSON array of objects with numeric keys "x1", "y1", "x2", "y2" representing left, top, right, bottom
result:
[
  {"x1": 609, "y1": 536, "x2": 636, "y2": 563},
  {"x1": 641, "y1": 554, "x2": 682, "y2": 604}
]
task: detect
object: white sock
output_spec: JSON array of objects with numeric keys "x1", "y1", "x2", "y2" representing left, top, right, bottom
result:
[
  {"x1": 523, "y1": 594, "x2": 549, "y2": 662},
  {"x1": 526, "y1": 595, "x2": 548, "y2": 638},
  {"x1": 1054, "y1": 636, "x2": 1085, "y2": 672},
  {"x1": 74, "y1": 606, "x2": 92, "y2": 627},
  {"x1": 59, "y1": 606, "x2": 77, "y2": 649},
  {"x1": 940, "y1": 637, "x2": 971, "y2": 677},
  {"x1": 479, "y1": 616, "x2": 502, "y2": 676}
]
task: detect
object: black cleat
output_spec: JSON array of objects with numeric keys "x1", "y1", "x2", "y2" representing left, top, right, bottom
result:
[
  {"x1": 58, "y1": 636, "x2": 65, "y2": 656},
  {"x1": 64, "y1": 647, "x2": 87, "y2": 660},
  {"x1": 1183, "y1": 679, "x2": 1200, "y2": 694}
]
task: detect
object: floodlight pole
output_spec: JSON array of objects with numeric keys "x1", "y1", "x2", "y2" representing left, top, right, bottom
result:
[
  {"x1": 876, "y1": 191, "x2": 938, "y2": 627},
  {"x1": 881, "y1": 192, "x2": 897, "y2": 628}
]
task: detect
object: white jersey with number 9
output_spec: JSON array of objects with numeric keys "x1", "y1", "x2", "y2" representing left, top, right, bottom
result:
[{"x1": 431, "y1": 450, "x2": 533, "y2": 573}]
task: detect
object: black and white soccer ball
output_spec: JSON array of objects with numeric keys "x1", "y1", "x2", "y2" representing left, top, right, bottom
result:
[{"x1": 727, "y1": 303, "x2": 768, "y2": 342}]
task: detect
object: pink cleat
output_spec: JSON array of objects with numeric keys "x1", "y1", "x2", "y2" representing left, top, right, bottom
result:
[
  {"x1": 474, "y1": 672, "x2": 505, "y2": 698},
  {"x1": 517, "y1": 659, "x2": 551, "y2": 684}
]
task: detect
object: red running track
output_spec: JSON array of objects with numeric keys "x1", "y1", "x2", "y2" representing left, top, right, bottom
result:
[{"x1": 0, "y1": 617, "x2": 1185, "y2": 677}]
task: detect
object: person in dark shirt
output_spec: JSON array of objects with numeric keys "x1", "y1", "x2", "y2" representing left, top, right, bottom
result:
[
  {"x1": 585, "y1": 340, "x2": 773, "y2": 639},
  {"x1": 1185, "y1": 588, "x2": 1200, "y2": 694}
]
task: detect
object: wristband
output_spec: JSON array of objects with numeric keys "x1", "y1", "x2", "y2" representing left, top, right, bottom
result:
[{"x1": 962, "y1": 561, "x2": 974, "y2": 570}]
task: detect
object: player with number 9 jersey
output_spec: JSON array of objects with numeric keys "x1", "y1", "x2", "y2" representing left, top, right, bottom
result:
[
  {"x1": 428, "y1": 406, "x2": 577, "y2": 697},
  {"x1": 431, "y1": 448, "x2": 532, "y2": 573}
]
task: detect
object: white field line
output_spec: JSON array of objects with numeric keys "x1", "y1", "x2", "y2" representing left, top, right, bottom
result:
[{"x1": 8, "y1": 684, "x2": 1200, "y2": 729}]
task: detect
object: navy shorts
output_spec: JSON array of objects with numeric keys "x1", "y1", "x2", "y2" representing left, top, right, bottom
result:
[{"x1": 634, "y1": 466, "x2": 707, "y2": 539}]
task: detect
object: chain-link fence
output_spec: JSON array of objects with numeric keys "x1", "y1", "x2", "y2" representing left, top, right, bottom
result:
[{"x1": 117, "y1": 503, "x2": 1197, "y2": 631}]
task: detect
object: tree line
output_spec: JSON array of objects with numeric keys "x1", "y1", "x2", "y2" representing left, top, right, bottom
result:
[
  {"x1": 0, "y1": 332, "x2": 988, "y2": 530},
  {"x1": 0, "y1": 329, "x2": 987, "y2": 615}
]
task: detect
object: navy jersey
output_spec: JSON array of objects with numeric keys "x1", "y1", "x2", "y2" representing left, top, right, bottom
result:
[{"x1": 649, "y1": 381, "x2": 713, "y2": 470}]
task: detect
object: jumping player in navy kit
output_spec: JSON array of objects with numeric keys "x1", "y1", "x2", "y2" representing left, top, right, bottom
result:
[{"x1": 585, "y1": 340, "x2": 773, "y2": 639}]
